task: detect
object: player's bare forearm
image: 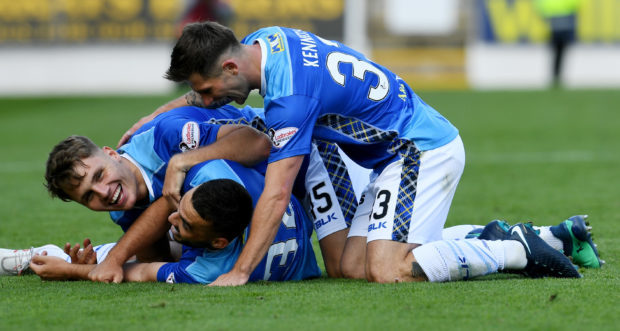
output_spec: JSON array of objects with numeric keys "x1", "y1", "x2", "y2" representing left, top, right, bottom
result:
[
  {"x1": 233, "y1": 190, "x2": 291, "y2": 276},
  {"x1": 183, "y1": 90, "x2": 207, "y2": 108},
  {"x1": 103, "y1": 198, "x2": 174, "y2": 266},
  {"x1": 229, "y1": 156, "x2": 304, "y2": 276},
  {"x1": 172, "y1": 125, "x2": 270, "y2": 171},
  {"x1": 117, "y1": 94, "x2": 195, "y2": 148},
  {"x1": 30, "y1": 255, "x2": 96, "y2": 281},
  {"x1": 151, "y1": 91, "x2": 201, "y2": 117},
  {"x1": 164, "y1": 125, "x2": 271, "y2": 205},
  {"x1": 123, "y1": 262, "x2": 165, "y2": 282},
  {"x1": 214, "y1": 125, "x2": 271, "y2": 166},
  {"x1": 156, "y1": 92, "x2": 200, "y2": 116}
]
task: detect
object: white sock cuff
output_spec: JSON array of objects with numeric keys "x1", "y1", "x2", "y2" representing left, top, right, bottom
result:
[{"x1": 412, "y1": 244, "x2": 450, "y2": 282}]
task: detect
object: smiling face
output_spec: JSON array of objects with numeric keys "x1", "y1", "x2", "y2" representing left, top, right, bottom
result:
[
  {"x1": 168, "y1": 179, "x2": 254, "y2": 249},
  {"x1": 168, "y1": 187, "x2": 220, "y2": 248},
  {"x1": 61, "y1": 147, "x2": 146, "y2": 211}
]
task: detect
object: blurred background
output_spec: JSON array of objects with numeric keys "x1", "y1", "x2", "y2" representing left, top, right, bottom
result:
[{"x1": 1, "y1": 0, "x2": 618, "y2": 96}]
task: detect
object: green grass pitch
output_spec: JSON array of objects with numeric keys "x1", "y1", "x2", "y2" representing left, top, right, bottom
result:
[{"x1": 0, "y1": 90, "x2": 618, "y2": 330}]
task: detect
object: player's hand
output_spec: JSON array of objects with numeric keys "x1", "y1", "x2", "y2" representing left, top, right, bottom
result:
[
  {"x1": 30, "y1": 255, "x2": 72, "y2": 281},
  {"x1": 116, "y1": 114, "x2": 156, "y2": 148},
  {"x1": 162, "y1": 154, "x2": 188, "y2": 208},
  {"x1": 88, "y1": 259, "x2": 124, "y2": 283},
  {"x1": 208, "y1": 269, "x2": 250, "y2": 287},
  {"x1": 64, "y1": 238, "x2": 97, "y2": 264}
]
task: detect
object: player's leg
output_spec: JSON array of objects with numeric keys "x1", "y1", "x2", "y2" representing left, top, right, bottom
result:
[
  {"x1": 365, "y1": 136, "x2": 465, "y2": 283},
  {"x1": 471, "y1": 216, "x2": 603, "y2": 268},
  {"x1": 341, "y1": 185, "x2": 375, "y2": 279},
  {"x1": 411, "y1": 223, "x2": 580, "y2": 282},
  {"x1": 366, "y1": 223, "x2": 580, "y2": 283},
  {"x1": 304, "y1": 141, "x2": 360, "y2": 277}
]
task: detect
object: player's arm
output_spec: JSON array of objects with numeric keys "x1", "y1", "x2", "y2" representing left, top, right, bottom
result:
[
  {"x1": 163, "y1": 124, "x2": 271, "y2": 205},
  {"x1": 30, "y1": 255, "x2": 96, "y2": 280},
  {"x1": 210, "y1": 155, "x2": 304, "y2": 286},
  {"x1": 122, "y1": 262, "x2": 166, "y2": 282},
  {"x1": 88, "y1": 198, "x2": 175, "y2": 283},
  {"x1": 175, "y1": 124, "x2": 271, "y2": 167},
  {"x1": 30, "y1": 255, "x2": 164, "y2": 282},
  {"x1": 117, "y1": 91, "x2": 205, "y2": 148}
]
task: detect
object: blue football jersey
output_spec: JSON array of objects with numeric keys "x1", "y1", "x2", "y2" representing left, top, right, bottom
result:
[
  {"x1": 156, "y1": 159, "x2": 321, "y2": 284},
  {"x1": 110, "y1": 105, "x2": 265, "y2": 231},
  {"x1": 105, "y1": 105, "x2": 319, "y2": 283},
  {"x1": 241, "y1": 27, "x2": 459, "y2": 169}
]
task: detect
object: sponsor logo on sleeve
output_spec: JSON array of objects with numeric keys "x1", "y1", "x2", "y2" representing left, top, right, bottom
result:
[
  {"x1": 179, "y1": 121, "x2": 200, "y2": 152},
  {"x1": 268, "y1": 127, "x2": 298, "y2": 148},
  {"x1": 166, "y1": 272, "x2": 176, "y2": 284}
]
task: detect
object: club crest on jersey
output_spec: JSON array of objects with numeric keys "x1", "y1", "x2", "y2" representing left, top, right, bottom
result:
[
  {"x1": 179, "y1": 121, "x2": 200, "y2": 152},
  {"x1": 267, "y1": 33, "x2": 284, "y2": 53},
  {"x1": 269, "y1": 127, "x2": 298, "y2": 148}
]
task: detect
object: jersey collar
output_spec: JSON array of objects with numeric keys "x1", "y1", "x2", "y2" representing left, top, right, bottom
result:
[
  {"x1": 254, "y1": 38, "x2": 268, "y2": 97},
  {"x1": 120, "y1": 153, "x2": 155, "y2": 201}
]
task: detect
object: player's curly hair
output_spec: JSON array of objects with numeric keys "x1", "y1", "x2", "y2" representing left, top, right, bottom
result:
[
  {"x1": 45, "y1": 135, "x2": 99, "y2": 201},
  {"x1": 165, "y1": 21, "x2": 240, "y2": 82},
  {"x1": 191, "y1": 179, "x2": 253, "y2": 242}
]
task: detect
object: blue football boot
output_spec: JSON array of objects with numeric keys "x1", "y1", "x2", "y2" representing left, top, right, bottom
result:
[
  {"x1": 509, "y1": 223, "x2": 581, "y2": 278},
  {"x1": 476, "y1": 219, "x2": 511, "y2": 240},
  {"x1": 550, "y1": 215, "x2": 603, "y2": 268}
]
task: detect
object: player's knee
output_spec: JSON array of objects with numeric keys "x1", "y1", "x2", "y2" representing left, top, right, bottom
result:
[
  {"x1": 340, "y1": 257, "x2": 365, "y2": 279},
  {"x1": 365, "y1": 264, "x2": 396, "y2": 283}
]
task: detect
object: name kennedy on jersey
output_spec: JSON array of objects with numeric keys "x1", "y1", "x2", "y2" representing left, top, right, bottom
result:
[
  {"x1": 179, "y1": 121, "x2": 200, "y2": 152},
  {"x1": 294, "y1": 29, "x2": 319, "y2": 67},
  {"x1": 269, "y1": 127, "x2": 298, "y2": 148}
]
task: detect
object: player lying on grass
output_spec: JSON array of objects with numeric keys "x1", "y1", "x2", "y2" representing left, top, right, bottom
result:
[
  {"x1": 3, "y1": 125, "x2": 602, "y2": 281},
  {"x1": 112, "y1": 22, "x2": 600, "y2": 286},
  {"x1": 28, "y1": 178, "x2": 321, "y2": 283},
  {"x1": 1, "y1": 212, "x2": 602, "y2": 279},
  {"x1": 43, "y1": 107, "x2": 270, "y2": 278},
  {"x1": 2, "y1": 111, "x2": 599, "y2": 282},
  {"x1": 37, "y1": 105, "x2": 355, "y2": 280},
  {"x1": 1, "y1": 151, "x2": 591, "y2": 283},
  {"x1": 5, "y1": 215, "x2": 588, "y2": 283}
]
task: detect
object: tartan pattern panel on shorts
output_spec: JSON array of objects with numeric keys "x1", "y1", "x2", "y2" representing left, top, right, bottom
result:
[
  {"x1": 316, "y1": 114, "x2": 398, "y2": 143},
  {"x1": 315, "y1": 114, "x2": 421, "y2": 241},
  {"x1": 389, "y1": 139, "x2": 421, "y2": 242},
  {"x1": 313, "y1": 139, "x2": 358, "y2": 226}
]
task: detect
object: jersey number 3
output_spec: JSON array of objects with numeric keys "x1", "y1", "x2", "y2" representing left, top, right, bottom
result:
[{"x1": 326, "y1": 52, "x2": 389, "y2": 102}]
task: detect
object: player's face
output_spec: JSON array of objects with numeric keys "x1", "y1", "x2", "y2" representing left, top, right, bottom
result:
[
  {"x1": 168, "y1": 187, "x2": 216, "y2": 248},
  {"x1": 62, "y1": 148, "x2": 143, "y2": 212},
  {"x1": 188, "y1": 68, "x2": 251, "y2": 108}
]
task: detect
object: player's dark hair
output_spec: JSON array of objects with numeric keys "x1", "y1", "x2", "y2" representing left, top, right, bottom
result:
[
  {"x1": 191, "y1": 179, "x2": 253, "y2": 242},
  {"x1": 45, "y1": 135, "x2": 99, "y2": 201},
  {"x1": 165, "y1": 21, "x2": 240, "y2": 82}
]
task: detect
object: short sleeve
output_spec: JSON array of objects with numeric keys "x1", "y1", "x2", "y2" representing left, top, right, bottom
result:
[{"x1": 265, "y1": 94, "x2": 321, "y2": 163}]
